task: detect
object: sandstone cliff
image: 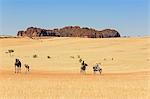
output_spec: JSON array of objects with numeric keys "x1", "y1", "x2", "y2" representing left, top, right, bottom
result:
[{"x1": 17, "y1": 26, "x2": 120, "y2": 38}]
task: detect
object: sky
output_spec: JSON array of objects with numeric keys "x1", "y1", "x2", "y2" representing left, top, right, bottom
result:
[{"x1": 0, "y1": 0, "x2": 149, "y2": 36}]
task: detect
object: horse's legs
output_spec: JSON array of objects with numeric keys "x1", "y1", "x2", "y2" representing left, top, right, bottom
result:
[
  {"x1": 17, "y1": 67, "x2": 19, "y2": 73},
  {"x1": 80, "y1": 69, "x2": 82, "y2": 73},
  {"x1": 16, "y1": 67, "x2": 18, "y2": 73},
  {"x1": 15, "y1": 66, "x2": 16, "y2": 73},
  {"x1": 25, "y1": 68, "x2": 29, "y2": 73},
  {"x1": 80, "y1": 69, "x2": 86, "y2": 74},
  {"x1": 15, "y1": 66, "x2": 19, "y2": 73},
  {"x1": 20, "y1": 67, "x2": 21, "y2": 73},
  {"x1": 83, "y1": 70, "x2": 86, "y2": 74},
  {"x1": 24, "y1": 66, "x2": 26, "y2": 73},
  {"x1": 99, "y1": 69, "x2": 102, "y2": 74}
]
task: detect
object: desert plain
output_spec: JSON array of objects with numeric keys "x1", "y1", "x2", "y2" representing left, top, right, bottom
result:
[{"x1": 0, "y1": 37, "x2": 150, "y2": 99}]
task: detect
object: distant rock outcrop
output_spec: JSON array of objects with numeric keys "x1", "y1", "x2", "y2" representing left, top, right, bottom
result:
[{"x1": 17, "y1": 26, "x2": 121, "y2": 38}]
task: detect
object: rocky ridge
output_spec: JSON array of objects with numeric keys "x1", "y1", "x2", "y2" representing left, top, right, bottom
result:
[{"x1": 17, "y1": 26, "x2": 121, "y2": 38}]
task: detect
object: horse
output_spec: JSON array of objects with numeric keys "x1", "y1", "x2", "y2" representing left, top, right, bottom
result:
[
  {"x1": 14, "y1": 59, "x2": 21, "y2": 73},
  {"x1": 80, "y1": 61, "x2": 88, "y2": 73},
  {"x1": 93, "y1": 63, "x2": 102, "y2": 74},
  {"x1": 24, "y1": 64, "x2": 30, "y2": 73}
]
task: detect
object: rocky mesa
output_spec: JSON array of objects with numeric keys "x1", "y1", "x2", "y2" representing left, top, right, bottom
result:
[{"x1": 17, "y1": 26, "x2": 121, "y2": 38}]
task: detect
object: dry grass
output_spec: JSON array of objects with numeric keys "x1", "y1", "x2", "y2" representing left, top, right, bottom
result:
[{"x1": 0, "y1": 37, "x2": 150, "y2": 99}]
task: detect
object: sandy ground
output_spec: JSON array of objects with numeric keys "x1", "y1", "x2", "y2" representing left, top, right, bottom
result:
[{"x1": 0, "y1": 37, "x2": 150, "y2": 99}]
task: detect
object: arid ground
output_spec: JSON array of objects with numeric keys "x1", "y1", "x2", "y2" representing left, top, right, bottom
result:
[{"x1": 0, "y1": 37, "x2": 150, "y2": 99}]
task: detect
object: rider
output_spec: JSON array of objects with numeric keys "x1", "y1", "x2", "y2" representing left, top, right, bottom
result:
[
  {"x1": 81, "y1": 61, "x2": 85, "y2": 69},
  {"x1": 98, "y1": 63, "x2": 101, "y2": 68},
  {"x1": 94, "y1": 63, "x2": 101, "y2": 70},
  {"x1": 95, "y1": 63, "x2": 98, "y2": 69},
  {"x1": 81, "y1": 61, "x2": 84, "y2": 65},
  {"x1": 80, "y1": 60, "x2": 88, "y2": 73}
]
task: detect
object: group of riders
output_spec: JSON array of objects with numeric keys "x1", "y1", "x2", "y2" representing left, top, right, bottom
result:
[
  {"x1": 15, "y1": 58, "x2": 102, "y2": 74},
  {"x1": 14, "y1": 59, "x2": 29, "y2": 73},
  {"x1": 80, "y1": 60, "x2": 102, "y2": 74}
]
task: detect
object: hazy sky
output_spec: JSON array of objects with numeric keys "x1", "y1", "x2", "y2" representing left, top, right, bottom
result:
[{"x1": 0, "y1": 0, "x2": 149, "y2": 36}]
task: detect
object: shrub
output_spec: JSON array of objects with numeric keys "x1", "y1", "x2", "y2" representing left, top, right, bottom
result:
[
  {"x1": 77, "y1": 55, "x2": 80, "y2": 58},
  {"x1": 70, "y1": 56, "x2": 74, "y2": 59},
  {"x1": 79, "y1": 58, "x2": 82, "y2": 63},
  {"x1": 8, "y1": 49, "x2": 14, "y2": 53},
  {"x1": 33, "y1": 54, "x2": 38, "y2": 58},
  {"x1": 47, "y1": 56, "x2": 51, "y2": 59},
  {"x1": 8, "y1": 49, "x2": 14, "y2": 56}
]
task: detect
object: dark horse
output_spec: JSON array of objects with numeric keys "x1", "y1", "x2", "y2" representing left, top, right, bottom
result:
[
  {"x1": 80, "y1": 61, "x2": 88, "y2": 73},
  {"x1": 14, "y1": 59, "x2": 21, "y2": 73}
]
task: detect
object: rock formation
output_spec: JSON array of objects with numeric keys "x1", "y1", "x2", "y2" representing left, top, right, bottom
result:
[{"x1": 17, "y1": 26, "x2": 121, "y2": 38}]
